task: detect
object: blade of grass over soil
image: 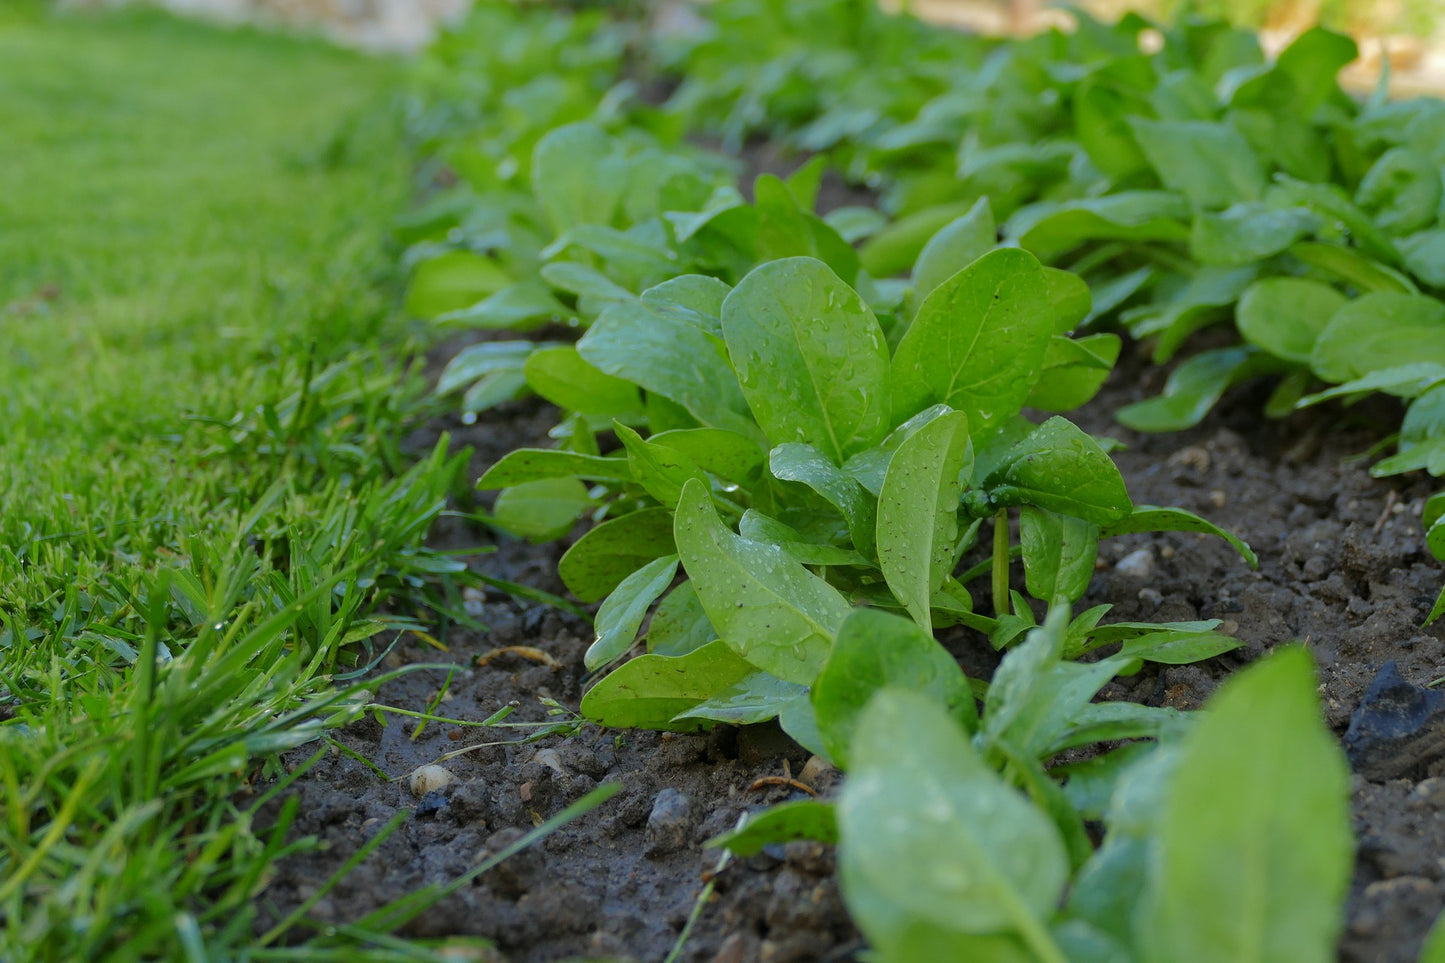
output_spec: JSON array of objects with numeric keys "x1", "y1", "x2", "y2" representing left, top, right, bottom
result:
[{"x1": 0, "y1": 8, "x2": 469, "y2": 959}]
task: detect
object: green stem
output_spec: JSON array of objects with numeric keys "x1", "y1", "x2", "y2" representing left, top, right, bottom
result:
[{"x1": 992, "y1": 509, "x2": 1010, "y2": 618}]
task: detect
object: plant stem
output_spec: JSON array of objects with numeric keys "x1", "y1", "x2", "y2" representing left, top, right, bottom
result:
[{"x1": 992, "y1": 509, "x2": 1010, "y2": 618}]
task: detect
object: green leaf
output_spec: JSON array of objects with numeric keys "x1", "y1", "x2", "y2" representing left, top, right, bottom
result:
[
  {"x1": 579, "y1": 299, "x2": 757, "y2": 438},
  {"x1": 1130, "y1": 119, "x2": 1265, "y2": 211},
  {"x1": 739, "y1": 511, "x2": 869, "y2": 567},
  {"x1": 1140, "y1": 648, "x2": 1353, "y2": 963},
  {"x1": 911, "y1": 198, "x2": 996, "y2": 303},
  {"x1": 860, "y1": 200, "x2": 977, "y2": 278},
  {"x1": 1400, "y1": 230, "x2": 1445, "y2": 287},
  {"x1": 490, "y1": 479, "x2": 594, "y2": 543},
  {"x1": 1311, "y1": 292, "x2": 1445, "y2": 384},
  {"x1": 1190, "y1": 203, "x2": 1318, "y2": 267},
  {"x1": 1010, "y1": 192, "x2": 1191, "y2": 262},
  {"x1": 1273, "y1": 180, "x2": 1403, "y2": 267},
  {"x1": 1288, "y1": 241, "x2": 1415, "y2": 294},
  {"x1": 531, "y1": 123, "x2": 625, "y2": 232},
  {"x1": 1117, "y1": 630, "x2": 1243, "y2": 666},
  {"x1": 436, "y1": 340, "x2": 541, "y2": 397},
  {"x1": 614, "y1": 424, "x2": 709, "y2": 510},
  {"x1": 650, "y1": 428, "x2": 764, "y2": 486},
  {"x1": 1116, "y1": 347, "x2": 1261, "y2": 432},
  {"x1": 1041, "y1": 268, "x2": 1093, "y2": 334},
  {"x1": 812, "y1": 608, "x2": 976, "y2": 769},
  {"x1": 891, "y1": 248, "x2": 1052, "y2": 437},
  {"x1": 769, "y1": 443, "x2": 877, "y2": 557},
  {"x1": 1020, "y1": 508, "x2": 1099, "y2": 606},
  {"x1": 558, "y1": 507, "x2": 675, "y2": 603},
  {"x1": 1102, "y1": 505, "x2": 1258, "y2": 568},
  {"x1": 838, "y1": 690, "x2": 1069, "y2": 951},
  {"x1": 1419, "y1": 909, "x2": 1445, "y2": 963},
  {"x1": 1356, "y1": 146, "x2": 1442, "y2": 236},
  {"x1": 1236, "y1": 277, "x2": 1348, "y2": 365},
  {"x1": 523, "y1": 346, "x2": 642, "y2": 417},
  {"x1": 674, "y1": 671, "x2": 807, "y2": 725},
  {"x1": 1372, "y1": 384, "x2": 1445, "y2": 477},
  {"x1": 722, "y1": 257, "x2": 891, "y2": 463},
  {"x1": 674, "y1": 479, "x2": 849, "y2": 684},
  {"x1": 641, "y1": 274, "x2": 731, "y2": 330},
  {"x1": 405, "y1": 250, "x2": 511, "y2": 317},
  {"x1": 1025, "y1": 333, "x2": 1121, "y2": 412},
  {"x1": 477, "y1": 449, "x2": 633, "y2": 490},
  {"x1": 646, "y1": 581, "x2": 715, "y2": 657},
  {"x1": 707, "y1": 800, "x2": 837, "y2": 856},
  {"x1": 1274, "y1": 26, "x2": 1357, "y2": 115},
  {"x1": 877, "y1": 409, "x2": 973, "y2": 630},
  {"x1": 983, "y1": 417, "x2": 1132, "y2": 525},
  {"x1": 584, "y1": 555, "x2": 678, "y2": 670},
  {"x1": 437, "y1": 279, "x2": 568, "y2": 330},
  {"x1": 579, "y1": 641, "x2": 756, "y2": 731}
]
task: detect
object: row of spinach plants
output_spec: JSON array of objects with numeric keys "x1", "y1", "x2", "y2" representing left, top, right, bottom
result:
[{"x1": 393, "y1": 2, "x2": 1435, "y2": 959}]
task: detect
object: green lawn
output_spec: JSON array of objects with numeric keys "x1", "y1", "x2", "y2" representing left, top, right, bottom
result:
[{"x1": 0, "y1": 7, "x2": 464, "y2": 959}]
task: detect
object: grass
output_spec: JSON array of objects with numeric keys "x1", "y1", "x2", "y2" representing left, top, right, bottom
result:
[{"x1": 0, "y1": 7, "x2": 476, "y2": 959}]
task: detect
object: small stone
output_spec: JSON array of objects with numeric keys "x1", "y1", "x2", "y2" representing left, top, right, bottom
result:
[
  {"x1": 1208, "y1": 489, "x2": 1227, "y2": 508},
  {"x1": 530, "y1": 748, "x2": 567, "y2": 775},
  {"x1": 414, "y1": 790, "x2": 449, "y2": 818},
  {"x1": 645, "y1": 788, "x2": 694, "y2": 856},
  {"x1": 408, "y1": 764, "x2": 455, "y2": 798},
  {"x1": 1115, "y1": 549, "x2": 1155, "y2": 579},
  {"x1": 1137, "y1": 587, "x2": 1164, "y2": 606},
  {"x1": 796, "y1": 755, "x2": 837, "y2": 788},
  {"x1": 1415, "y1": 776, "x2": 1445, "y2": 806}
]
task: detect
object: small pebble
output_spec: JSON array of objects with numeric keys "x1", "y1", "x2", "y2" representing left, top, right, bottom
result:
[
  {"x1": 645, "y1": 788, "x2": 694, "y2": 856},
  {"x1": 1115, "y1": 549, "x2": 1155, "y2": 579},
  {"x1": 408, "y1": 764, "x2": 455, "y2": 798},
  {"x1": 797, "y1": 755, "x2": 837, "y2": 788},
  {"x1": 530, "y1": 748, "x2": 567, "y2": 775}
]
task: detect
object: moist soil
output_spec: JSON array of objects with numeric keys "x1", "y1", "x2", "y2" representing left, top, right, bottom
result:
[{"x1": 252, "y1": 186, "x2": 1445, "y2": 963}]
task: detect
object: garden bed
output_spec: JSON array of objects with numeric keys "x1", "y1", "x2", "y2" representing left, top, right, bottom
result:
[{"x1": 255, "y1": 331, "x2": 1445, "y2": 963}]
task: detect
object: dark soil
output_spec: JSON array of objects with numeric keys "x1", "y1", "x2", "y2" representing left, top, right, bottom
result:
[{"x1": 251, "y1": 225, "x2": 1445, "y2": 963}]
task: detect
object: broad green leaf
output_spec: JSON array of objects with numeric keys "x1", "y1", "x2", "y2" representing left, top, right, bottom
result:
[
  {"x1": 983, "y1": 608, "x2": 1132, "y2": 760},
  {"x1": 490, "y1": 479, "x2": 594, "y2": 543},
  {"x1": 405, "y1": 250, "x2": 511, "y2": 317},
  {"x1": 1372, "y1": 384, "x2": 1445, "y2": 477},
  {"x1": 1117, "y1": 630, "x2": 1243, "y2": 666},
  {"x1": 1020, "y1": 507, "x2": 1099, "y2": 606},
  {"x1": 531, "y1": 123, "x2": 625, "y2": 232},
  {"x1": 1130, "y1": 119, "x2": 1265, "y2": 211},
  {"x1": 674, "y1": 479, "x2": 849, "y2": 684},
  {"x1": 461, "y1": 369, "x2": 528, "y2": 413},
  {"x1": 911, "y1": 198, "x2": 996, "y2": 303},
  {"x1": 891, "y1": 248, "x2": 1052, "y2": 437},
  {"x1": 1010, "y1": 192, "x2": 1191, "y2": 262},
  {"x1": 1140, "y1": 648, "x2": 1353, "y2": 963},
  {"x1": 1102, "y1": 505, "x2": 1258, "y2": 568},
  {"x1": 650, "y1": 428, "x2": 764, "y2": 486},
  {"x1": 579, "y1": 641, "x2": 755, "y2": 731},
  {"x1": 1042, "y1": 268, "x2": 1093, "y2": 333},
  {"x1": 877, "y1": 410, "x2": 973, "y2": 629},
  {"x1": 770, "y1": 443, "x2": 877, "y2": 557},
  {"x1": 436, "y1": 340, "x2": 542, "y2": 397},
  {"x1": 1401, "y1": 230, "x2": 1445, "y2": 287},
  {"x1": 523, "y1": 346, "x2": 642, "y2": 417},
  {"x1": 584, "y1": 555, "x2": 678, "y2": 670},
  {"x1": 579, "y1": 299, "x2": 757, "y2": 438},
  {"x1": 1274, "y1": 26, "x2": 1357, "y2": 115},
  {"x1": 641, "y1": 274, "x2": 731, "y2": 329},
  {"x1": 860, "y1": 200, "x2": 977, "y2": 278},
  {"x1": 558, "y1": 507, "x2": 675, "y2": 603},
  {"x1": 674, "y1": 672, "x2": 807, "y2": 725},
  {"x1": 1289, "y1": 241, "x2": 1415, "y2": 294},
  {"x1": 1190, "y1": 204, "x2": 1318, "y2": 267},
  {"x1": 1299, "y1": 364, "x2": 1445, "y2": 408},
  {"x1": 1311, "y1": 292, "x2": 1445, "y2": 384},
  {"x1": 812, "y1": 608, "x2": 976, "y2": 769},
  {"x1": 615, "y1": 424, "x2": 709, "y2": 510},
  {"x1": 839, "y1": 690, "x2": 1069, "y2": 942},
  {"x1": 1116, "y1": 346, "x2": 1264, "y2": 432},
  {"x1": 707, "y1": 800, "x2": 837, "y2": 856},
  {"x1": 983, "y1": 417, "x2": 1132, "y2": 525},
  {"x1": 1048, "y1": 701, "x2": 1190, "y2": 754},
  {"x1": 826, "y1": 206, "x2": 888, "y2": 244},
  {"x1": 539, "y1": 261, "x2": 633, "y2": 304},
  {"x1": 1272, "y1": 180, "x2": 1402, "y2": 267},
  {"x1": 840, "y1": 404, "x2": 954, "y2": 497},
  {"x1": 1125, "y1": 265, "x2": 1257, "y2": 363},
  {"x1": 1074, "y1": 76, "x2": 1151, "y2": 180},
  {"x1": 1025, "y1": 333, "x2": 1121, "y2": 412},
  {"x1": 646, "y1": 581, "x2": 715, "y2": 657},
  {"x1": 437, "y1": 279, "x2": 568, "y2": 330},
  {"x1": 478, "y1": 449, "x2": 632, "y2": 489},
  {"x1": 1356, "y1": 146, "x2": 1442, "y2": 236},
  {"x1": 1236, "y1": 277, "x2": 1348, "y2": 364},
  {"x1": 722, "y1": 257, "x2": 890, "y2": 463},
  {"x1": 739, "y1": 511, "x2": 869, "y2": 567}
]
